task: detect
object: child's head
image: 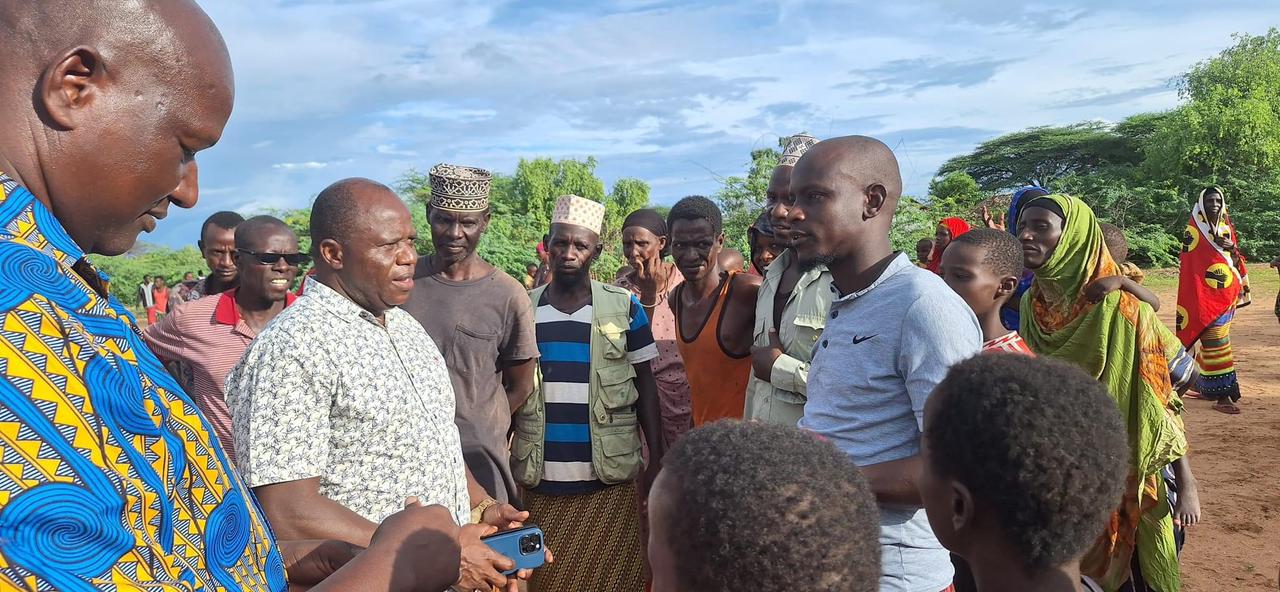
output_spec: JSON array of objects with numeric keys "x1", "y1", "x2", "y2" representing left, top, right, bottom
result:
[
  {"x1": 915, "y1": 238, "x2": 935, "y2": 264},
  {"x1": 919, "y1": 355, "x2": 1128, "y2": 574},
  {"x1": 939, "y1": 228, "x2": 1024, "y2": 319},
  {"x1": 648, "y1": 420, "x2": 880, "y2": 592},
  {"x1": 1100, "y1": 223, "x2": 1128, "y2": 264}
]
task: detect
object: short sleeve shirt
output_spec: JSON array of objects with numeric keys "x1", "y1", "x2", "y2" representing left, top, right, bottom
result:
[
  {"x1": 226, "y1": 278, "x2": 470, "y2": 525},
  {"x1": 532, "y1": 292, "x2": 657, "y2": 494},
  {"x1": 143, "y1": 290, "x2": 296, "y2": 461},
  {"x1": 801, "y1": 253, "x2": 982, "y2": 592},
  {"x1": 400, "y1": 258, "x2": 539, "y2": 504},
  {"x1": 0, "y1": 173, "x2": 284, "y2": 590}
]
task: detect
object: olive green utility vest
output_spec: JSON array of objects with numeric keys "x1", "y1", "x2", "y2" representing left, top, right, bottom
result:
[{"x1": 510, "y1": 280, "x2": 643, "y2": 488}]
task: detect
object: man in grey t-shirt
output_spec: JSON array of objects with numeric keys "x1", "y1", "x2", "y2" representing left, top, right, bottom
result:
[
  {"x1": 783, "y1": 136, "x2": 982, "y2": 592},
  {"x1": 402, "y1": 164, "x2": 539, "y2": 506}
]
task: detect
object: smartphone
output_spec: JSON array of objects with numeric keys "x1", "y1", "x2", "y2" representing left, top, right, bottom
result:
[{"x1": 482, "y1": 525, "x2": 546, "y2": 576}]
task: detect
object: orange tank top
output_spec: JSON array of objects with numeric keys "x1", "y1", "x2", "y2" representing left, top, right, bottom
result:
[{"x1": 675, "y1": 273, "x2": 752, "y2": 426}]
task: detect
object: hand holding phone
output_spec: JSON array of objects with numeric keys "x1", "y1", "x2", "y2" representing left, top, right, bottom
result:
[{"x1": 482, "y1": 525, "x2": 547, "y2": 576}]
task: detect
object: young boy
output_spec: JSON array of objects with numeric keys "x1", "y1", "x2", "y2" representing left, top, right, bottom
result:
[
  {"x1": 915, "y1": 237, "x2": 935, "y2": 268},
  {"x1": 919, "y1": 354, "x2": 1129, "y2": 592},
  {"x1": 938, "y1": 228, "x2": 1032, "y2": 354},
  {"x1": 647, "y1": 421, "x2": 880, "y2": 592}
]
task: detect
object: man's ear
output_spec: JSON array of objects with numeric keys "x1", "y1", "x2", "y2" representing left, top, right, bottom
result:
[
  {"x1": 318, "y1": 238, "x2": 344, "y2": 270},
  {"x1": 716, "y1": 232, "x2": 725, "y2": 247},
  {"x1": 864, "y1": 183, "x2": 888, "y2": 220},
  {"x1": 40, "y1": 46, "x2": 106, "y2": 130}
]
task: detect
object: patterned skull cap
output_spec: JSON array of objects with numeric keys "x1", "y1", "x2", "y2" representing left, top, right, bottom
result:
[
  {"x1": 552, "y1": 195, "x2": 605, "y2": 234},
  {"x1": 778, "y1": 133, "x2": 818, "y2": 167},
  {"x1": 429, "y1": 163, "x2": 492, "y2": 212}
]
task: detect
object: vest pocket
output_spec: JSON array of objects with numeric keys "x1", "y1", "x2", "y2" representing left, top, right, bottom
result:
[
  {"x1": 595, "y1": 364, "x2": 638, "y2": 411},
  {"x1": 510, "y1": 430, "x2": 543, "y2": 489},
  {"x1": 597, "y1": 318, "x2": 629, "y2": 360},
  {"x1": 594, "y1": 421, "x2": 641, "y2": 484}
]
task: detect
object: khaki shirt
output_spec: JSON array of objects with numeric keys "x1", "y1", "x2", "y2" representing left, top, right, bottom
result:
[{"x1": 745, "y1": 249, "x2": 834, "y2": 425}]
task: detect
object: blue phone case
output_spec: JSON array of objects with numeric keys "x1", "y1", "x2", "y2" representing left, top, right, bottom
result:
[{"x1": 482, "y1": 525, "x2": 546, "y2": 576}]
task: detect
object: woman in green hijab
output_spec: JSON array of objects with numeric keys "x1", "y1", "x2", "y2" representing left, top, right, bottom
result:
[{"x1": 1017, "y1": 194, "x2": 1186, "y2": 592}]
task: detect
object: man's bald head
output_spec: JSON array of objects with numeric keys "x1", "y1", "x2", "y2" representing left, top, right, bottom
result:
[
  {"x1": 310, "y1": 178, "x2": 402, "y2": 251},
  {"x1": 235, "y1": 215, "x2": 296, "y2": 251},
  {"x1": 785, "y1": 135, "x2": 903, "y2": 271},
  {"x1": 0, "y1": 0, "x2": 234, "y2": 256},
  {"x1": 309, "y1": 178, "x2": 419, "y2": 317},
  {"x1": 795, "y1": 135, "x2": 903, "y2": 210}
]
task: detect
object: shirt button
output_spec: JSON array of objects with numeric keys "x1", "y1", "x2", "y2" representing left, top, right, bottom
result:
[
  {"x1": 811, "y1": 334, "x2": 818, "y2": 342},
  {"x1": 832, "y1": 310, "x2": 839, "y2": 318},
  {"x1": 822, "y1": 339, "x2": 828, "y2": 348}
]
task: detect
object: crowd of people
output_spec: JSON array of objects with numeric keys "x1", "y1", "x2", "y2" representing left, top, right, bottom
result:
[{"x1": 0, "y1": 2, "x2": 1276, "y2": 592}]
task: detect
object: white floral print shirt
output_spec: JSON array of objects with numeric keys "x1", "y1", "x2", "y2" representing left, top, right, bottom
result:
[{"x1": 226, "y1": 277, "x2": 470, "y2": 525}]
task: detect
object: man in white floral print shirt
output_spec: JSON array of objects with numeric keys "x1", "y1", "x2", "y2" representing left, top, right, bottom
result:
[{"x1": 227, "y1": 178, "x2": 548, "y2": 592}]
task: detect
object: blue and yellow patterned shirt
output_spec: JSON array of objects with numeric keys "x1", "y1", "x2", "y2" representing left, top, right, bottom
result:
[{"x1": 0, "y1": 174, "x2": 285, "y2": 591}]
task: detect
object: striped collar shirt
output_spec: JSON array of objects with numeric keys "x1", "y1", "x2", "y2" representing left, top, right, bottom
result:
[{"x1": 143, "y1": 289, "x2": 296, "y2": 459}]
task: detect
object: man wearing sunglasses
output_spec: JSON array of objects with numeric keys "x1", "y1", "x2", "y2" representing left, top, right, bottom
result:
[{"x1": 145, "y1": 215, "x2": 305, "y2": 458}]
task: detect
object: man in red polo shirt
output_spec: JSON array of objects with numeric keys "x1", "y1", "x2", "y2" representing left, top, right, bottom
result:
[{"x1": 145, "y1": 215, "x2": 305, "y2": 456}]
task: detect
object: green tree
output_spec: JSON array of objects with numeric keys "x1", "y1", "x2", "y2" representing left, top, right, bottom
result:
[
  {"x1": 90, "y1": 245, "x2": 208, "y2": 307},
  {"x1": 891, "y1": 197, "x2": 934, "y2": 256},
  {"x1": 398, "y1": 159, "x2": 648, "y2": 281},
  {"x1": 1142, "y1": 29, "x2": 1280, "y2": 259},
  {"x1": 714, "y1": 145, "x2": 780, "y2": 254},
  {"x1": 926, "y1": 171, "x2": 984, "y2": 220},
  {"x1": 937, "y1": 121, "x2": 1142, "y2": 191}
]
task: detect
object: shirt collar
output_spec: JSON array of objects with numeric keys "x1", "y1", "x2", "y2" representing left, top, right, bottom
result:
[
  {"x1": 0, "y1": 172, "x2": 112, "y2": 297},
  {"x1": 301, "y1": 276, "x2": 385, "y2": 326},
  {"x1": 765, "y1": 249, "x2": 829, "y2": 283},
  {"x1": 831, "y1": 252, "x2": 911, "y2": 304},
  {"x1": 214, "y1": 288, "x2": 299, "y2": 326}
]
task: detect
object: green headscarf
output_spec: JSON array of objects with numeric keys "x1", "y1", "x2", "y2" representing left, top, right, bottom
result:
[{"x1": 1019, "y1": 194, "x2": 1186, "y2": 592}]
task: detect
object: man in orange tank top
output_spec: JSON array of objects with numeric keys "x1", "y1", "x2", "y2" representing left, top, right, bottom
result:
[{"x1": 667, "y1": 196, "x2": 762, "y2": 426}]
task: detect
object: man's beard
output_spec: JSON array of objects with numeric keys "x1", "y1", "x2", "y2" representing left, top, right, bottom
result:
[{"x1": 800, "y1": 253, "x2": 834, "y2": 273}]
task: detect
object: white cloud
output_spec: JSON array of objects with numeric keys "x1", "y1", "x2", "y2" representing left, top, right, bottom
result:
[
  {"x1": 271, "y1": 160, "x2": 351, "y2": 171},
  {"x1": 151, "y1": 0, "x2": 1280, "y2": 248}
]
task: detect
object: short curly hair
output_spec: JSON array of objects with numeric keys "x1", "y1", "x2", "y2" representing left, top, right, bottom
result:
[
  {"x1": 660, "y1": 420, "x2": 880, "y2": 592},
  {"x1": 1099, "y1": 223, "x2": 1129, "y2": 264},
  {"x1": 667, "y1": 195, "x2": 723, "y2": 235},
  {"x1": 951, "y1": 228, "x2": 1024, "y2": 279},
  {"x1": 926, "y1": 354, "x2": 1129, "y2": 570}
]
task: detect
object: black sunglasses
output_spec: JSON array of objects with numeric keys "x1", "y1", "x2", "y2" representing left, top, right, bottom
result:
[{"x1": 236, "y1": 249, "x2": 310, "y2": 266}]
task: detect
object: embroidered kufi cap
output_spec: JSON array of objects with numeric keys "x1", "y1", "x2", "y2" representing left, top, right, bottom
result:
[
  {"x1": 429, "y1": 163, "x2": 492, "y2": 212},
  {"x1": 778, "y1": 133, "x2": 818, "y2": 167}
]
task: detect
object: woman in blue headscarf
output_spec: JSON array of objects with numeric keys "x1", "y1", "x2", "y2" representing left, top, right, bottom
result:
[{"x1": 983, "y1": 185, "x2": 1050, "y2": 330}]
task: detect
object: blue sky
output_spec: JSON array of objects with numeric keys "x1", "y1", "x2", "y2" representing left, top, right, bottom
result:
[{"x1": 150, "y1": 0, "x2": 1277, "y2": 248}]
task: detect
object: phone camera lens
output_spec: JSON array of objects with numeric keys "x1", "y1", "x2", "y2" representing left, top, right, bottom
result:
[{"x1": 519, "y1": 534, "x2": 542, "y2": 555}]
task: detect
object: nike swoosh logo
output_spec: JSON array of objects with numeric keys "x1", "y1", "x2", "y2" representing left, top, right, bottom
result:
[{"x1": 852, "y1": 335, "x2": 876, "y2": 344}]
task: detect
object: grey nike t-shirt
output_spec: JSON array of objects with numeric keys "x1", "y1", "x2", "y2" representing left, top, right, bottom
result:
[{"x1": 800, "y1": 253, "x2": 981, "y2": 592}]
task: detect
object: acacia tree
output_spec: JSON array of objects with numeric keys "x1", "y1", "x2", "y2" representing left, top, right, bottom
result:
[{"x1": 937, "y1": 121, "x2": 1143, "y2": 191}]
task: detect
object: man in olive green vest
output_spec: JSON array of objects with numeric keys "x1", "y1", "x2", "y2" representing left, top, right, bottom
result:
[
  {"x1": 747, "y1": 133, "x2": 833, "y2": 426},
  {"x1": 512, "y1": 195, "x2": 663, "y2": 592}
]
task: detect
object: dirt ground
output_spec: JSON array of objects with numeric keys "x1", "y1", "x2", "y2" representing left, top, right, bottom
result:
[{"x1": 1150, "y1": 278, "x2": 1280, "y2": 591}]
